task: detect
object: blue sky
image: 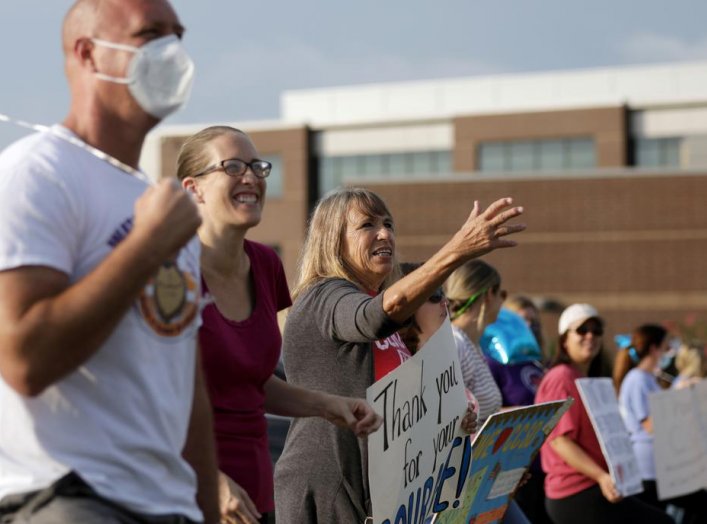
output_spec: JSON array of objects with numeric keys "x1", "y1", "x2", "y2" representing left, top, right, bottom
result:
[{"x1": 1, "y1": 0, "x2": 706, "y2": 147}]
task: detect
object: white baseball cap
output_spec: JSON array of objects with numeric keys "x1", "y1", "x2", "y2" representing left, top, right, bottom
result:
[{"x1": 558, "y1": 303, "x2": 602, "y2": 335}]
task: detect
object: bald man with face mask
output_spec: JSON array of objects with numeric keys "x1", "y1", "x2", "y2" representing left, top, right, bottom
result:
[{"x1": 0, "y1": 1, "x2": 220, "y2": 522}]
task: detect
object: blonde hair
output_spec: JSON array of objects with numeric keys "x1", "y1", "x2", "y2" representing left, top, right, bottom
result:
[
  {"x1": 444, "y1": 259, "x2": 501, "y2": 332},
  {"x1": 292, "y1": 188, "x2": 400, "y2": 300},
  {"x1": 675, "y1": 342, "x2": 707, "y2": 379},
  {"x1": 176, "y1": 125, "x2": 247, "y2": 181},
  {"x1": 504, "y1": 295, "x2": 536, "y2": 315}
]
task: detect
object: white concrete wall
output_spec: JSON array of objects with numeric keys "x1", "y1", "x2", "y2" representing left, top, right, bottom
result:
[
  {"x1": 282, "y1": 61, "x2": 707, "y2": 127},
  {"x1": 632, "y1": 107, "x2": 707, "y2": 138},
  {"x1": 314, "y1": 122, "x2": 452, "y2": 155}
]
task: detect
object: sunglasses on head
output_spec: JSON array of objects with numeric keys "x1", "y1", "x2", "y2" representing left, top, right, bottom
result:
[
  {"x1": 450, "y1": 285, "x2": 504, "y2": 320},
  {"x1": 575, "y1": 324, "x2": 604, "y2": 336},
  {"x1": 428, "y1": 290, "x2": 445, "y2": 304}
]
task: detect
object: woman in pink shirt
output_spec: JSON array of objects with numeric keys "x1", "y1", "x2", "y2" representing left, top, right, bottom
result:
[
  {"x1": 177, "y1": 126, "x2": 382, "y2": 524},
  {"x1": 535, "y1": 304, "x2": 671, "y2": 524}
]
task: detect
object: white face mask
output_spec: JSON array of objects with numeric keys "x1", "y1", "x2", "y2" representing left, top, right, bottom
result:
[{"x1": 91, "y1": 35, "x2": 195, "y2": 119}]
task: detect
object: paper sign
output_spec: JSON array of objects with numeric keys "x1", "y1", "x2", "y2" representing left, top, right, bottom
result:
[
  {"x1": 649, "y1": 379, "x2": 707, "y2": 499},
  {"x1": 576, "y1": 378, "x2": 643, "y2": 497},
  {"x1": 367, "y1": 317, "x2": 469, "y2": 524}
]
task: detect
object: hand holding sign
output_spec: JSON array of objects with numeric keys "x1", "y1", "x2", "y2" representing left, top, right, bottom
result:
[
  {"x1": 460, "y1": 402, "x2": 477, "y2": 435},
  {"x1": 322, "y1": 395, "x2": 383, "y2": 437},
  {"x1": 597, "y1": 472, "x2": 622, "y2": 503}
]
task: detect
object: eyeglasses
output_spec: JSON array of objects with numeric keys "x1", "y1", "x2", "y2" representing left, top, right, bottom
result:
[
  {"x1": 194, "y1": 158, "x2": 272, "y2": 179},
  {"x1": 428, "y1": 290, "x2": 445, "y2": 304},
  {"x1": 575, "y1": 325, "x2": 604, "y2": 337}
]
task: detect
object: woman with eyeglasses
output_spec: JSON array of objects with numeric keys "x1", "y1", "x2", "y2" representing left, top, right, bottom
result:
[
  {"x1": 274, "y1": 188, "x2": 524, "y2": 523},
  {"x1": 535, "y1": 304, "x2": 672, "y2": 524},
  {"x1": 177, "y1": 127, "x2": 383, "y2": 524},
  {"x1": 616, "y1": 325, "x2": 707, "y2": 524}
]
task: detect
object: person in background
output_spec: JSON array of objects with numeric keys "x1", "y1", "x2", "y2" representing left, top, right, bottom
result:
[
  {"x1": 483, "y1": 299, "x2": 546, "y2": 409},
  {"x1": 535, "y1": 305, "x2": 672, "y2": 524},
  {"x1": 177, "y1": 126, "x2": 383, "y2": 524},
  {"x1": 274, "y1": 188, "x2": 524, "y2": 522},
  {"x1": 616, "y1": 324, "x2": 707, "y2": 524},
  {"x1": 397, "y1": 262, "x2": 450, "y2": 355},
  {"x1": 484, "y1": 294, "x2": 549, "y2": 523},
  {"x1": 672, "y1": 340, "x2": 706, "y2": 389},
  {"x1": 397, "y1": 261, "x2": 483, "y2": 443},
  {"x1": 445, "y1": 261, "x2": 536, "y2": 524},
  {"x1": 505, "y1": 295, "x2": 545, "y2": 353},
  {"x1": 445, "y1": 259, "x2": 505, "y2": 425}
]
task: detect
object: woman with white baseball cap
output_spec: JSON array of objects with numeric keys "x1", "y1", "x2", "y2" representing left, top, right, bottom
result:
[{"x1": 535, "y1": 304, "x2": 672, "y2": 524}]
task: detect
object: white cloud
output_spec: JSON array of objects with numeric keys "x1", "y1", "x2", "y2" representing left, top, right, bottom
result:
[{"x1": 621, "y1": 33, "x2": 707, "y2": 63}]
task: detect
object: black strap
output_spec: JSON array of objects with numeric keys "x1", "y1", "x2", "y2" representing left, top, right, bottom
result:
[
  {"x1": 0, "y1": 472, "x2": 92, "y2": 522},
  {"x1": 0, "y1": 473, "x2": 196, "y2": 524}
]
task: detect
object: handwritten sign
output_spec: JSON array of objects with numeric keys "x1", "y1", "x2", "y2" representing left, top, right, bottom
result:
[
  {"x1": 367, "y1": 317, "x2": 468, "y2": 524},
  {"x1": 433, "y1": 399, "x2": 572, "y2": 524},
  {"x1": 649, "y1": 379, "x2": 707, "y2": 499},
  {"x1": 576, "y1": 378, "x2": 643, "y2": 497}
]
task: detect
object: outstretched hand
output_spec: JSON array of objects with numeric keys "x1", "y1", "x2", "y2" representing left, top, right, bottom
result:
[
  {"x1": 324, "y1": 395, "x2": 383, "y2": 437},
  {"x1": 450, "y1": 198, "x2": 525, "y2": 261}
]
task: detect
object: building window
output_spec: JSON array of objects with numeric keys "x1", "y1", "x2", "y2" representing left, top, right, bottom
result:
[
  {"x1": 634, "y1": 137, "x2": 681, "y2": 168},
  {"x1": 478, "y1": 137, "x2": 596, "y2": 172},
  {"x1": 261, "y1": 154, "x2": 283, "y2": 198},
  {"x1": 318, "y1": 150, "x2": 452, "y2": 196}
]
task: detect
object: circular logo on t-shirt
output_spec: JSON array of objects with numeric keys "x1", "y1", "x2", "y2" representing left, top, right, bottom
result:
[
  {"x1": 521, "y1": 364, "x2": 544, "y2": 394},
  {"x1": 138, "y1": 261, "x2": 199, "y2": 338}
]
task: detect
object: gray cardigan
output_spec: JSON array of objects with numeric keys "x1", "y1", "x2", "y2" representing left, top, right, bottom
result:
[{"x1": 274, "y1": 278, "x2": 404, "y2": 523}]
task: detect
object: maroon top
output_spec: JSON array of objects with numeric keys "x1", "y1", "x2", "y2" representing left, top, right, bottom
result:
[{"x1": 200, "y1": 240, "x2": 291, "y2": 513}]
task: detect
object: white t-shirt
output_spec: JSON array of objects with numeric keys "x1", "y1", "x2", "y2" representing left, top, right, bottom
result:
[{"x1": 0, "y1": 126, "x2": 203, "y2": 521}]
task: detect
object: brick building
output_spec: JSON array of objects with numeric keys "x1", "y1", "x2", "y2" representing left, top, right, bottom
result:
[{"x1": 142, "y1": 61, "x2": 707, "y2": 354}]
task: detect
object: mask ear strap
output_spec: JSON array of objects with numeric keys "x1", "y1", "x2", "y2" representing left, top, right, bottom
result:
[
  {"x1": 628, "y1": 346, "x2": 641, "y2": 364},
  {"x1": 94, "y1": 72, "x2": 132, "y2": 84},
  {"x1": 91, "y1": 38, "x2": 140, "y2": 53},
  {"x1": 90, "y1": 39, "x2": 138, "y2": 85}
]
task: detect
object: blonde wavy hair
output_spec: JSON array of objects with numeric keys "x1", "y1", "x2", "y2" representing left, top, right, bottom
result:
[
  {"x1": 444, "y1": 259, "x2": 501, "y2": 333},
  {"x1": 292, "y1": 188, "x2": 400, "y2": 300},
  {"x1": 675, "y1": 341, "x2": 707, "y2": 379}
]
